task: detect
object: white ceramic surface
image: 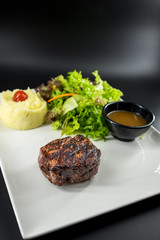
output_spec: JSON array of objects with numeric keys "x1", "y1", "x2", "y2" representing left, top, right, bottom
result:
[{"x1": 0, "y1": 97, "x2": 160, "y2": 239}]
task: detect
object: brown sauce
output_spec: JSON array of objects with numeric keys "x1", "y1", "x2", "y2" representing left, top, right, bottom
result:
[{"x1": 107, "y1": 110, "x2": 147, "y2": 127}]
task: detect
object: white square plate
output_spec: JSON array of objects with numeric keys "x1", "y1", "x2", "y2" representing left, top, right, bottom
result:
[{"x1": 0, "y1": 99, "x2": 160, "y2": 239}]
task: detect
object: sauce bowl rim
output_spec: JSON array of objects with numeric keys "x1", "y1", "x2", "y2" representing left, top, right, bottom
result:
[{"x1": 102, "y1": 101, "x2": 155, "y2": 129}]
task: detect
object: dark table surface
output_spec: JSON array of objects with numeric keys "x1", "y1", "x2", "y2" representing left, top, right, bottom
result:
[{"x1": 0, "y1": 2, "x2": 160, "y2": 239}]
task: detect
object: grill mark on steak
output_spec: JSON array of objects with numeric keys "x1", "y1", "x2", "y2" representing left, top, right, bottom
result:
[{"x1": 38, "y1": 134, "x2": 101, "y2": 186}]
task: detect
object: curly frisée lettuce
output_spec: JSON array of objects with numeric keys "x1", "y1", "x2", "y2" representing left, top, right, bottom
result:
[{"x1": 36, "y1": 70, "x2": 123, "y2": 140}]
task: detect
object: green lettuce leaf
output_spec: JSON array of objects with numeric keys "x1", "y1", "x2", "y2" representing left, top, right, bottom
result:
[
  {"x1": 40, "y1": 70, "x2": 123, "y2": 140},
  {"x1": 62, "y1": 96, "x2": 78, "y2": 115}
]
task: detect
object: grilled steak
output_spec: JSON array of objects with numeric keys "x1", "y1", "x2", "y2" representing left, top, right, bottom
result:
[{"x1": 38, "y1": 134, "x2": 101, "y2": 186}]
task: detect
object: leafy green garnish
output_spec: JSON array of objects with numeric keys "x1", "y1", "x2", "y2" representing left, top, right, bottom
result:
[{"x1": 37, "y1": 70, "x2": 123, "y2": 140}]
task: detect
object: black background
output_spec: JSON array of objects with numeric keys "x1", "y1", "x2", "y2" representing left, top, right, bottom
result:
[{"x1": 0, "y1": 1, "x2": 160, "y2": 239}]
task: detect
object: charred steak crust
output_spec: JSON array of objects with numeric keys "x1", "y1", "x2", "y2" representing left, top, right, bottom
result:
[{"x1": 38, "y1": 134, "x2": 101, "y2": 186}]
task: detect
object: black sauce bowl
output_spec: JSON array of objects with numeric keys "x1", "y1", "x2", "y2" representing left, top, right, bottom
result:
[{"x1": 102, "y1": 101, "x2": 155, "y2": 141}]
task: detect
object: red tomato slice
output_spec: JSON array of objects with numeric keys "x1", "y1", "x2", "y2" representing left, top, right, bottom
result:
[{"x1": 13, "y1": 90, "x2": 28, "y2": 102}]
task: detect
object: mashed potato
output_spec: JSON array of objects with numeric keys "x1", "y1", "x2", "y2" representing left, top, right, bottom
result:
[{"x1": 0, "y1": 88, "x2": 47, "y2": 130}]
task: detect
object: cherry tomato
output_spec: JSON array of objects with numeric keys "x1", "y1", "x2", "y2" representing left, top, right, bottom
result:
[{"x1": 13, "y1": 90, "x2": 28, "y2": 102}]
